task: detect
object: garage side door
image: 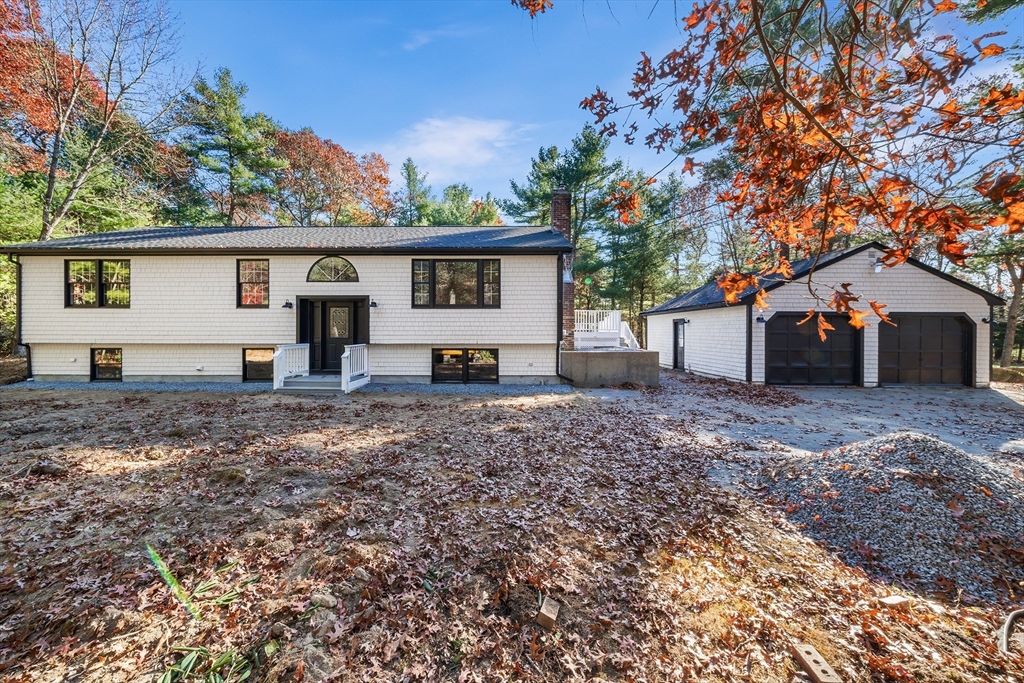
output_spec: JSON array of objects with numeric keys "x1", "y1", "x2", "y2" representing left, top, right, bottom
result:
[
  {"x1": 878, "y1": 315, "x2": 967, "y2": 385},
  {"x1": 765, "y1": 313, "x2": 858, "y2": 385}
]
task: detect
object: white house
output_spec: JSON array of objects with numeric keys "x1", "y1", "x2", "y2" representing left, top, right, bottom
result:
[
  {"x1": 2, "y1": 193, "x2": 578, "y2": 390},
  {"x1": 643, "y1": 242, "x2": 1003, "y2": 388}
]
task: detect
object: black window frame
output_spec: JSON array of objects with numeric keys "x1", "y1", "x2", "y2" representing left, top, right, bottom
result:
[
  {"x1": 237, "y1": 259, "x2": 270, "y2": 308},
  {"x1": 431, "y1": 347, "x2": 499, "y2": 384},
  {"x1": 65, "y1": 259, "x2": 131, "y2": 308},
  {"x1": 306, "y1": 256, "x2": 359, "y2": 283},
  {"x1": 411, "y1": 259, "x2": 500, "y2": 309},
  {"x1": 242, "y1": 347, "x2": 275, "y2": 382},
  {"x1": 90, "y1": 347, "x2": 123, "y2": 381}
]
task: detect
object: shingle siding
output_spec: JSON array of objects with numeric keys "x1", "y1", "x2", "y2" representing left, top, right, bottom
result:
[
  {"x1": 752, "y1": 253, "x2": 992, "y2": 386},
  {"x1": 29, "y1": 342, "x2": 557, "y2": 382},
  {"x1": 647, "y1": 306, "x2": 748, "y2": 381},
  {"x1": 21, "y1": 253, "x2": 560, "y2": 382},
  {"x1": 646, "y1": 248, "x2": 993, "y2": 387}
]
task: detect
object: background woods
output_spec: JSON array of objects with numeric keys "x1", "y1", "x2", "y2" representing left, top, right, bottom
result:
[{"x1": 1, "y1": 0, "x2": 1022, "y2": 365}]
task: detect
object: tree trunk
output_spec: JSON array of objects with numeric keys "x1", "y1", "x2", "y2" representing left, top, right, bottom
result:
[{"x1": 1000, "y1": 259, "x2": 1022, "y2": 368}]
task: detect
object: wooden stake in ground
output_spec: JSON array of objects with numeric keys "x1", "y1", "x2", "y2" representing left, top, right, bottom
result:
[
  {"x1": 536, "y1": 597, "x2": 559, "y2": 630},
  {"x1": 788, "y1": 642, "x2": 842, "y2": 683}
]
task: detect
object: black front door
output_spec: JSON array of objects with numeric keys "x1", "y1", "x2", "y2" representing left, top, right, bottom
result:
[
  {"x1": 323, "y1": 303, "x2": 353, "y2": 371},
  {"x1": 305, "y1": 300, "x2": 355, "y2": 372},
  {"x1": 674, "y1": 321, "x2": 685, "y2": 370}
]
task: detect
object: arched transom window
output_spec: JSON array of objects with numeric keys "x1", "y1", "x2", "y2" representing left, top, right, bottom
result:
[{"x1": 307, "y1": 256, "x2": 358, "y2": 283}]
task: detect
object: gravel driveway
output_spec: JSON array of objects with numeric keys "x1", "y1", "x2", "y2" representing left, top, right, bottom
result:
[{"x1": 644, "y1": 371, "x2": 1024, "y2": 460}]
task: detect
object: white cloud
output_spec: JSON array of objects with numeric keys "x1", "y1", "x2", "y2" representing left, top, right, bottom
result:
[
  {"x1": 402, "y1": 25, "x2": 484, "y2": 51},
  {"x1": 382, "y1": 116, "x2": 535, "y2": 187}
]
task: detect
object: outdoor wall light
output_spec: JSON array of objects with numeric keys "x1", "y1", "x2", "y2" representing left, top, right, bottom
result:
[
  {"x1": 756, "y1": 315, "x2": 767, "y2": 323},
  {"x1": 871, "y1": 258, "x2": 884, "y2": 273},
  {"x1": 681, "y1": 318, "x2": 690, "y2": 324},
  {"x1": 982, "y1": 317, "x2": 992, "y2": 324},
  {"x1": 369, "y1": 300, "x2": 378, "y2": 308},
  {"x1": 282, "y1": 300, "x2": 294, "y2": 309}
]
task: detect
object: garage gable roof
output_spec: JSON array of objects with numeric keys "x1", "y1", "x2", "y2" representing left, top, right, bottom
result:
[{"x1": 642, "y1": 241, "x2": 1003, "y2": 315}]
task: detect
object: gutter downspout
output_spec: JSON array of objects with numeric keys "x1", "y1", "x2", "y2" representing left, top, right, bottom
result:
[
  {"x1": 8, "y1": 254, "x2": 30, "y2": 378},
  {"x1": 745, "y1": 301, "x2": 753, "y2": 383},
  {"x1": 555, "y1": 253, "x2": 574, "y2": 383}
]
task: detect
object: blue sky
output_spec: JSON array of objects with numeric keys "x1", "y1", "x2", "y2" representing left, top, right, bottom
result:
[{"x1": 168, "y1": 0, "x2": 689, "y2": 201}]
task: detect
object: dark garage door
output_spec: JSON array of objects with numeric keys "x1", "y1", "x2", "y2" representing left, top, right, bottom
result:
[
  {"x1": 878, "y1": 315, "x2": 967, "y2": 385},
  {"x1": 766, "y1": 313, "x2": 858, "y2": 385}
]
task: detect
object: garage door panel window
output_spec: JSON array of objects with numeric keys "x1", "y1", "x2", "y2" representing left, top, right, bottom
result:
[
  {"x1": 879, "y1": 315, "x2": 967, "y2": 385},
  {"x1": 765, "y1": 313, "x2": 859, "y2": 386}
]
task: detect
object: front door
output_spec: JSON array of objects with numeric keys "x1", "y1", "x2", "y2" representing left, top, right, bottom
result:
[
  {"x1": 674, "y1": 321, "x2": 685, "y2": 370},
  {"x1": 323, "y1": 303, "x2": 353, "y2": 371}
]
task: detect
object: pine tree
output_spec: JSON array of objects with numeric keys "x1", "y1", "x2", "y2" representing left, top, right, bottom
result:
[
  {"x1": 423, "y1": 184, "x2": 501, "y2": 226},
  {"x1": 395, "y1": 158, "x2": 432, "y2": 226},
  {"x1": 178, "y1": 68, "x2": 286, "y2": 225},
  {"x1": 501, "y1": 124, "x2": 622, "y2": 247}
]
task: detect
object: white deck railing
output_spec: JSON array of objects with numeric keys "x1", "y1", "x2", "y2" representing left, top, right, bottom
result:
[
  {"x1": 341, "y1": 344, "x2": 371, "y2": 393},
  {"x1": 575, "y1": 310, "x2": 621, "y2": 333},
  {"x1": 574, "y1": 310, "x2": 643, "y2": 350},
  {"x1": 273, "y1": 344, "x2": 310, "y2": 390}
]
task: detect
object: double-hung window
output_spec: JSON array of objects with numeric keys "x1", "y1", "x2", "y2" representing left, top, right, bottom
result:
[
  {"x1": 237, "y1": 259, "x2": 270, "y2": 307},
  {"x1": 65, "y1": 260, "x2": 130, "y2": 307},
  {"x1": 412, "y1": 259, "x2": 500, "y2": 308}
]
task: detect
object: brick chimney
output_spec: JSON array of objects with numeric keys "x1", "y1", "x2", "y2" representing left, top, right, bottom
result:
[{"x1": 552, "y1": 187, "x2": 574, "y2": 349}]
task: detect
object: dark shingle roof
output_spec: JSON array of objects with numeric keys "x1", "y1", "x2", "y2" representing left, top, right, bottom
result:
[
  {"x1": 642, "y1": 242, "x2": 1002, "y2": 314},
  {"x1": 0, "y1": 224, "x2": 573, "y2": 255}
]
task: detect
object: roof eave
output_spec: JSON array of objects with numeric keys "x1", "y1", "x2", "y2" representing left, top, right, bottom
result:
[
  {"x1": 642, "y1": 301, "x2": 738, "y2": 316},
  {"x1": 0, "y1": 245, "x2": 572, "y2": 256}
]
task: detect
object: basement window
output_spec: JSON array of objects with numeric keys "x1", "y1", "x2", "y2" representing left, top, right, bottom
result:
[
  {"x1": 243, "y1": 348, "x2": 274, "y2": 381},
  {"x1": 91, "y1": 348, "x2": 122, "y2": 381},
  {"x1": 431, "y1": 348, "x2": 499, "y2": 383}
]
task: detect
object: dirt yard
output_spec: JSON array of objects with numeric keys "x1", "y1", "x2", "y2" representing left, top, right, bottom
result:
[
  {"x1": 0, "y1": 376, "x2": 1022, "y2": 682},
  {"x1": 0, "y1": 357, "x2": 27, "y2": 386}
]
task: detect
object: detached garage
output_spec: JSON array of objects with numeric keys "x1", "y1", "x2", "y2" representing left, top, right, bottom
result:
[{"x1": 643, "y1": 242, "x2": 1002, "y2": 388}]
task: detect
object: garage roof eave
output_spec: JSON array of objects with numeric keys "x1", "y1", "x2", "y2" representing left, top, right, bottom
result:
[
  {"x1": 642, "y1": 241, "x2": 1004, "y2": 314},
  {"x1": 641, "y1": 301, "x2": 737, "y2": 316}
]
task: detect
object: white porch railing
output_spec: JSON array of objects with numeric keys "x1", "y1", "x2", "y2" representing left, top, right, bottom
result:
[
  {"x1": 273, "y1": 344, "x2": 309, "y2": 390},
  {"x1": 575, "y1": 309, "x2": 622, "y2": 333},
  {"x1": 574, "y1": 310, "x2": 642, "y2": 350},
  {"x1": 341, "y1": 344, "x2": 371, "y2": 394},
  {"x1": 620, "y1": 321, "x2": 641, "y2": 349}
]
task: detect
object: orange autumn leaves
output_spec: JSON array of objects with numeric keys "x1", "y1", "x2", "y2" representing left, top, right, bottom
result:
[{"x1": 520, "y1": 0, "x2": 1022, "y2": 335}]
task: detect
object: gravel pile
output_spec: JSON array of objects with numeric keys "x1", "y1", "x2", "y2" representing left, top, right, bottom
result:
[{"x1": 761, "y1": 432, "x2": 1024, "y2": 601}]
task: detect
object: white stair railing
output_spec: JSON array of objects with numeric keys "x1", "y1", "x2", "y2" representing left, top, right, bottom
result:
[
  {"x1": 620, "y1": 321, "x2": 641, "y2": 349},
  {"x1": 575, "y1": 310, "x2": 622, "y2": 333},
  {"x1": 341, "y1": 344, "x2": 370, "y2": 394},
  {"x1": 273, "y1": 344, "x2": 309, "y2": 390}
]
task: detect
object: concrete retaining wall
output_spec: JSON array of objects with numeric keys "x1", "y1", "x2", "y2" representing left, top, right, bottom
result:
[{"x1": 560, "y1": 350, "x2": 660, "y2": 387}]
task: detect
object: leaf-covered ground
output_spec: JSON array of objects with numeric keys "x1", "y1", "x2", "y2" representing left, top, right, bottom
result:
[
  {"x1": 0, "y1": 376, "x2": 1021, "y2": 682},
  {"x1": 0, "y1": 358, "x2": 27, "y2": 386}
]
